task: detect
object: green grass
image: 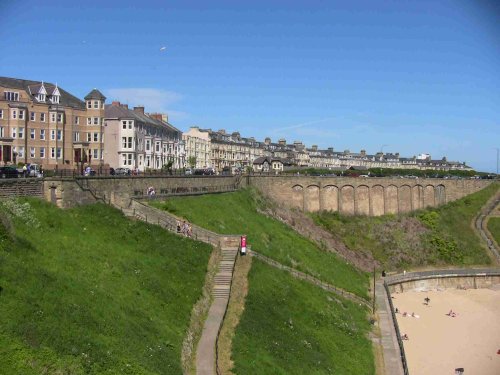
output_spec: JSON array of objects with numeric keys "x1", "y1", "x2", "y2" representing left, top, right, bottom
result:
[
  {"x1": 487, "y1": 217, "x2": 500, "y2": 246},
  {"x1": 0, "y1": 199, "x2": 211, "y2": 374},
  {"x1": 231, "y1": 261, "x2": 374, "y2": 375},
  {"x1": 151, "y1": 189, "x2": 368, "y2": 298},
  {"x1": 313, "y1": 183, "x2": 499, "y2": 269}
]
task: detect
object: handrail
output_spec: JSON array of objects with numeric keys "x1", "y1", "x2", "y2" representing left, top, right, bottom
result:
[{"x1": 250, "y1": 249, "x2": 370, "y2": 307}]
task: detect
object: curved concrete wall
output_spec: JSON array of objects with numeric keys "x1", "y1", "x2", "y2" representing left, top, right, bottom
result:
[{"x1": 249, "y1": 176, "x2": 492, "y2": 216}]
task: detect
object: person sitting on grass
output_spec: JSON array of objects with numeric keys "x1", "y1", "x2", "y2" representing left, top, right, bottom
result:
[{"x1": 402, "y1": 334, "x2": 409, "y2": 340}]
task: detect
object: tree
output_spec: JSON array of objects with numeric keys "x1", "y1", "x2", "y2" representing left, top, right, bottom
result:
[{"x1": 188, "y1": 156, "x2": 196, "y2": 168}]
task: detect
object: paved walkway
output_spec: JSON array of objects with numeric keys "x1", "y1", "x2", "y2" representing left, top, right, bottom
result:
[
  {"x1": 196, "y1": 247, "x2": 238, "y2": 375},
  {"x1": 375, "y1": 281, "x2": 405, "y2": 375}
]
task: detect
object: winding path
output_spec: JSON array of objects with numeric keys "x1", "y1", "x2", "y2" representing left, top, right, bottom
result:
[{"x1": 474, "y1": 189, "x2": 500, "y2": 263}]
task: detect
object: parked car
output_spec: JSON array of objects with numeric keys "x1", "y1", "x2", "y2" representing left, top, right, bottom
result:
[
  {"x1": 114, "y1": 167, "x2": 131, "y2": 176},
  {"x1": 185, "y1": 168, "x2": 193, "y2": 175},
  {"x1": 0, "y1": 166, "x2": 19, "y2": 179}
]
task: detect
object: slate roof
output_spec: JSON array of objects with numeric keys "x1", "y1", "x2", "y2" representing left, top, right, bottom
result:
[
  {"x1": 84, "y1": 89, "x2": 106, "y2": 101},
  {"x1": 104, "y1": 105, "x2": 181, "y2": 134},
  {"x1": 0, "y1": 76, "x2": 86, "y2": 110}
]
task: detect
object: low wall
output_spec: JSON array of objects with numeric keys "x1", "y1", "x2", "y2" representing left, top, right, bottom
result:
[{"x1": 385, "y1": 269, "x2": 500, "y2": 293}]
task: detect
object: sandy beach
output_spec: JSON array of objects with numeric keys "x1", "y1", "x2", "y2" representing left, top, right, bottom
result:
[{"x1": 393, "y1": 287, "x2": 500, "y2": 375}]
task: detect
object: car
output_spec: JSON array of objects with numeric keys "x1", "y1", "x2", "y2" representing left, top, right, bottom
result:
[
  {"x1": 0, "y1": 166, "x2": 19, "y2": 178},
  {"x1": 114, "y1": 167, "x2": 131, "y2": 176},
  {"x1": 359, "y1": 174, "x2": 370, "y2": 178},
  {"x1": 184, "y1": 168, "x2": 193, "y2": 175}
]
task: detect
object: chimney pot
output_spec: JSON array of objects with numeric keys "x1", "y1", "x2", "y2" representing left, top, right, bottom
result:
[{"x1": 133, "y1": 106, "x2": 145, "y2": 114}]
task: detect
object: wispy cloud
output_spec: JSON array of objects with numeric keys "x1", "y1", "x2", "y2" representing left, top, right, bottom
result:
[
  {"x1": 105, "y1": 88, "x2": 188, "y2": 120},
  {"x1": 272, "y1": 117, "x2": 337, "y2": 133}
]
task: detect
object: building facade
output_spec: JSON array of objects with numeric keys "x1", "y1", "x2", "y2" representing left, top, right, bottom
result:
[
  {"x1": 0, "y1": 77, "x2": 105, "y2": 171},
  {"x1": 103, "y1": 102, "x2": 185, "y2": 171}
]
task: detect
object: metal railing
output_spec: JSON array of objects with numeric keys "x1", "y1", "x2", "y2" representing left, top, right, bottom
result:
[{"x1": 250, "y1": 249, "x2": 370, "y2": 307}]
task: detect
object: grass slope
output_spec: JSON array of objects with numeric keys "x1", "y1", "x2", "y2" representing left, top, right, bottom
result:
[
  {"x1": 488, "y1": 217, "x2": 500, "y2": 246},
  {"x1": 313, "y1": 183, "x2": 499, "y2": 269},
  {"x1": 151, "y1": 189, "x2": 368, "y2": 298},
  {"x1": 0, "y1": 199, "x2": 211, "y2": 374},
  {"x1": 231, "y1": 261, "x2": 374, "y2": 375}
]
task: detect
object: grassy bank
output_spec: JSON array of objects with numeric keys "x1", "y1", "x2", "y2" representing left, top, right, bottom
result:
[
  {"x1": 488, "y1": 217, "x2": 500, "y2": 246},
  {"x1": 231, "y1": 261, "x2": 374, "y2": 375},
  {"x1": 0, "y1": 199, "x2": 211, "y2": 374},
  {"x1": 313, "y1": 183, "x2": 499, "y2": 269},
  {"x1": 151, "y1": 189, "x2": 368, "y2": 298}
]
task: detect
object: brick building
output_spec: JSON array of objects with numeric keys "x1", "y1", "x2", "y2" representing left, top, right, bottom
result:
[{"x1": 0, "y1": 77, "x2": 105, "y2": 171}]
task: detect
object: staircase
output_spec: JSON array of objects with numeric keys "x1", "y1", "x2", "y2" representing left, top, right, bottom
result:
[{"x1": 213, "y1": 247, "x2": 238, "y2": 299}]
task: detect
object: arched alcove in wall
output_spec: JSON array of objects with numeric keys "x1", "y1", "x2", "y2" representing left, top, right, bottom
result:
[
  {"x1": 371, "y1": 185, "x2": 385, "y2": 216},
  {"x1": 340, "y1": 185, "x2": 355, "y2": 215},
  {"x1": 304, "y1": 185, "x2": 320, "y2": 212},
  {"x1": 291, "y1": 185, "x2": 304, "y2": 210},
  {"x1": 321, "y1": 185, "x2": 339, "y2": 211},
  {"x1": 386, "y1": 185, "x2": 398, "y2": 214},
  {"x1": 356, "y1": 185, "x2": 370, "y2": 215}
]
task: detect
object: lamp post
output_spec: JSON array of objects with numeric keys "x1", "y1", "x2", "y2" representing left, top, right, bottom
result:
[
  {"x1": 496, "y1": 147, "x2": 499, "y2": 176},
  {"x1": 380, "y1": 144, "x2": 388, "y2": 154}
]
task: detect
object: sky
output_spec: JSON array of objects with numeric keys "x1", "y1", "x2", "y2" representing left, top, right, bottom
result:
[{"x1": 1, "y1": 0, "x2": 499, "y2": 171}]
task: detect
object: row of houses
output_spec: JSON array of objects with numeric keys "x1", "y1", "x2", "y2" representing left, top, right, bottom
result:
[
  {"x1": 0, "y1": 76, "x2": 471, "y2": 173},
  {"x1": 183, "y1": 126, "x2": 471, "y2": 173},
  {"x1": 0, "y1": 77, "x2": 185, "y2": 172}
]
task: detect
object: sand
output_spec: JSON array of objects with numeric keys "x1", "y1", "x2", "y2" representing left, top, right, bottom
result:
[{"x1": 393, "y1": 287, "x2": 500, "y2": 375}]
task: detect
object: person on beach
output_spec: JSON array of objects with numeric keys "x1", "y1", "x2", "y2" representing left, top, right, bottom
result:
[{"x1": 424, "y1": 297, "x2": 430, "y2": 305}]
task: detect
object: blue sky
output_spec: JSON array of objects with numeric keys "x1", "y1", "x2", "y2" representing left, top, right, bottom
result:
[{"x1": 1, "y1": 0, "x2": 498, "y2": 171}]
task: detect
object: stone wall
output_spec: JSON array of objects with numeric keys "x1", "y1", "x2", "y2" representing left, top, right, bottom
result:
[
  {"x1": 41, "y1": 175, "x2": 241, "y2": 208},
  {"x1": 248, "y1": 176, "x2": 493, "y2": 216}
]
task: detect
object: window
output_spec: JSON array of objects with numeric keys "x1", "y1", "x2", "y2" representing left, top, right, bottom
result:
[
  {"x1": 93, "y1": 117, "x2": 99, "y2": 125},
  {"x1": 4, "y1": 91, "x2": 20, "y2": 101},
  {"x1": 75, "y1": 116, "x2": 79, "y2": 125},
  {"x1": 57, "y1": 130, "x2": 63, "y2": 141},
  {"x1": 155, "y1": 142, "x2": 160, "y2": 152},
  {"x1": 0, "y1": 127, "x2": 4, "y2": 137},
  {"x1": 11, "y1": 128, "x2": 16, "y2": 138},
  {"x1": 40, "y1": 113, "x2": 46, "y2": 122},
  {"x1": 0, "y1": 109, "x2": 3, "y2": 119},
  {"x1": 87, "y1": 117, "x2": 92, "y2": 125},
  {"x1": 19, "y1": 127, "x2": 26, "y2": 138},
  {"x1": 37, "y1": 94, "x2": 46, "y2": 102},
  {"x1": 122, "y1": 121, "x2": 127, "y2": 129},
  {"x1": 30, "y1": 112, "x2": 36, "y2": 121},
  {"x1": 128, "y1": 121, "x2": 133, "y2": 129},
  {"x1": 11, "y1": 110, "x2": 17, "y2": 119},
  {"x1": 18, "y1": 146, "x2": 24, "y2": 158},
  {"x1": 73, "y1": 131, "x2": 80, "y2": 142},
  {"x1": 87, "y1": 133, "x2": 91, "y2": 142},
  {"x1": 19, "y1": 110, "x2": 24, "y2": 120},
  {"x1": 56, "y1": 147, "x2": 62, "y2": 159},
  {"x1": 87, "y1": 101, "x2": 92, "y2": 109},
  {"x1": 30, "y1": 147, "x2": 35, "y2": 158},
  {"x1": 57, "y1": 113, "x2": 63, "y2": 122},
  {"x1": 40, "y1": 147, "x2": 45, "y2": 158},
  {"x1": 93, "y1": 149, "x2": 98, "y2": 159},
  {"x1": 93, "y1": 132, "x2": 99, "y2": 142},
  {"x1": 51, "y1": 130, "x2": 56, "y2": 140},
  {"x1": 51, "y1": 147, "x2": 55, "y2": 159},
  {"x1": 51, "y1": 95, "x2": 60, "y2": 104},
  {"x1": 93, "y1": 101, "x2": 99, "y2": 108},
  {"x1": 40, "y1": 129, "x2": 45, "y2": 140},
  {"x1": 146, "y1": 139, "x2": 151, "y2": 151},
  {"x1": 30, "y1": 129, "x2": 35, "y2": 139},
  {"x1": 122, "y1": 153, "x2": 133, "y2": 166},
  {"x1": 50, "y1": 113, "x2": 56, "y2": 122}
]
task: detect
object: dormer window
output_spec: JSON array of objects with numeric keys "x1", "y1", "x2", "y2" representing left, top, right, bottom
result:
[
  {"x1": 37, "y1": 93, "x2": 46, "y2": 102},
  {"x1": 50, "y1": 85, "x2": 61, "y2": 104}
]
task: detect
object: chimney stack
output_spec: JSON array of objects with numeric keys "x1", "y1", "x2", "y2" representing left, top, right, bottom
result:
[
  {"x1": 112, "y1": 101, "x2": 121, "y2": 107},
  {"x1": 133, "y1": 106, "x2": 145, "y2": 114}
]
